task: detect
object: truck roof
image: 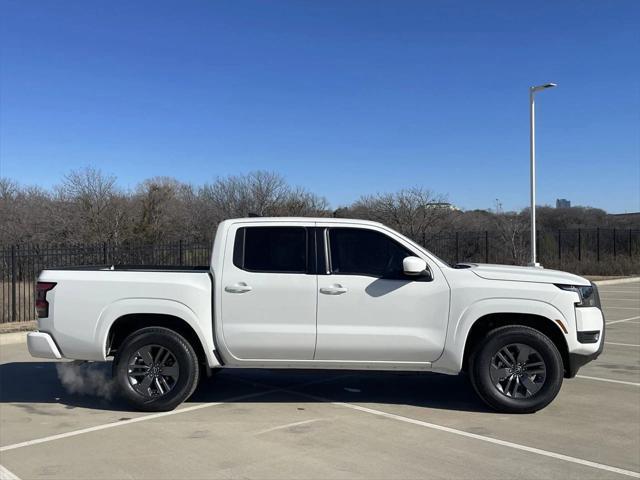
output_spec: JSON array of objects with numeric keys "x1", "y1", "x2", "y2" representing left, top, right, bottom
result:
[{"x1": 220, "y1": 217, "x2": 385, "y2": 227}]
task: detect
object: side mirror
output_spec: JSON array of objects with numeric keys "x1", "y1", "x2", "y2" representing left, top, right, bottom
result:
[{"x1": 403, "y1": 256, "x2": 428, "y2": 276}]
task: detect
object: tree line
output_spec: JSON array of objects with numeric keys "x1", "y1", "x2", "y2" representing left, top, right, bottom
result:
[{"x1": 1, "y1": 167, "x2": 637, "y2": 249}]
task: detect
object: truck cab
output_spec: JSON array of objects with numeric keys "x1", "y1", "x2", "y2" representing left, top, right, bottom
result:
[{"x1": 214, "y1": 218, "x2": 450, "y2": 366}]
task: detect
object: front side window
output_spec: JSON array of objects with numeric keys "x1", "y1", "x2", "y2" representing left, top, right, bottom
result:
[
  {"x1": 234, "y1": 227, "x2": 307, "y2": 273},
  {"x1": 328, "y1": 228, "x2": 412, "y2": 278}
]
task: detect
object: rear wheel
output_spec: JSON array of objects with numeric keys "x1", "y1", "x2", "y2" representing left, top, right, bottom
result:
[
  {"x1": 113, "y1": 327, "x2": 199, "y2": 411},
  {"x1": 469, "y1": 325, "x2": 563, "y2": 413}
]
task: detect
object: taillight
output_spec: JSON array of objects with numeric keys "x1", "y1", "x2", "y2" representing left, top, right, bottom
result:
[{"x1": 36, "y1": 282, "x2": 56, "y2": 318}]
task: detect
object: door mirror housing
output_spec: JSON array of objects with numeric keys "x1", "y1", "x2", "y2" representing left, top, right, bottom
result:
[{"x1": 403, "y1": 256, "x2": 428, "y2": 276}]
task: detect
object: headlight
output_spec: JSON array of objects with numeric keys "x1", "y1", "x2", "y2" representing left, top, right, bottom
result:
[{"x1": 556, "y1": 283, "x2": 601, "y2": 308}]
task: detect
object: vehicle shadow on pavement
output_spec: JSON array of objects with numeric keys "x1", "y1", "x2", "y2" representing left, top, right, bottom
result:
[
  {"x1": 191, "y1": 369, "x2": 493, "y2": 413},
  {"x1": 0, "y1": 361, "x2": 132, "y2": 412},
  {"x1": 0, "y1": 362, "x2": 491, "y2": 413}
]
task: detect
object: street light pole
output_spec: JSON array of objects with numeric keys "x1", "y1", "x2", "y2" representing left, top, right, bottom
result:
[{"x1": 528, "y1": 82, "x2": 557, "y2": 267}]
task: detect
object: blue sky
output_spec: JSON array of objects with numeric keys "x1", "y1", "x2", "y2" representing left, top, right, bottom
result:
[{"x1": 1, "y1": 1, "x2": 638, "y2": 213}]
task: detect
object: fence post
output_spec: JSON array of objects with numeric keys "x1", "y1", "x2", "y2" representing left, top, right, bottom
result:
[
  {"x1": 578, "y1": 228, "x2": 582, "y2": 262},
  {"x1": 179, "y1": 240, "x2": 184, "y2": 266},
  {"x1": 455, "y1": 232, "x2": 459, "y2": 265},
  {"x1": 630, "y1": 229, "x2": 633, "y2": 259},
  {"x1": 485, "y1": 231, "x2": 489, "y2": 263},
  {"x1": 102, "y1": 242, "x2": 107, "y2": 264},
  {"x1": 11, "y1": 245, "x2": 17, "y2": 323},
  {"x1": 558, "y1": 229, "x2": 561, "y2": 262},
  {"x1": 596, "y1": 228, "x2": 600, "y2": 262},
  {"x1": 613, "y1": 229, "x2": 617, "y2": 258}
]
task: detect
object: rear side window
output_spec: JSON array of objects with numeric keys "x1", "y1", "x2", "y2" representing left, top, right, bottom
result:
[
  {"x1": 328, "y1": 228, "x2": 412, "y2": 278},
  {"x1": 233, "y1": 227, "x2": 307, "y2": 273}
]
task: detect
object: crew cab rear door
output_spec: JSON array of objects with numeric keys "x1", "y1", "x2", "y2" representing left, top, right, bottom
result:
[
  {"x1": 220, "y1": 222, "x2": 317, "y2": 360},
  {"x1": 315, "y1": 224, "x2": 450, "y2": 363}
]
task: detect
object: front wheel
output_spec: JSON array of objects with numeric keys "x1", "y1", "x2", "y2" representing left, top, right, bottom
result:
[
  {"x1": 113, "y1": 327, "x2": 200, "y2": 412},
  {"x1": 469, "y1": 325, "x2": 564, "y2": 413}
]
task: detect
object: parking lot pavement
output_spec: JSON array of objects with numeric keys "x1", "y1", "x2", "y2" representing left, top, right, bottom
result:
[{"x1": 1, "y1": 282, "x2": 639, "y2": 479}]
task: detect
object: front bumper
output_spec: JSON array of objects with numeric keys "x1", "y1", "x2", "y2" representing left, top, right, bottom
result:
[
  {"x1": 566, "y1": 308, "x2": 606, "y2": 378},
  {"x1": 27, "y1": 332, "x2": 63, "y2": 359}
]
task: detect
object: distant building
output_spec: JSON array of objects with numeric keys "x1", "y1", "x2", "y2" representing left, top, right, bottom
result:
[
  {"x1": 556, "y1": 198, "x2": 571, "y2": 209},
  {"x1": 426, "y1": 202, "x2": 460, "y2": 211},
  {"x1": 609, "y1": 212, "x2": 640, "y2": 221}
]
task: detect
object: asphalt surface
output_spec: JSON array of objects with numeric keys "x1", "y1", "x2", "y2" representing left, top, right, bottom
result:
[{"x1": 1, "y1": 282, "x2": 639, "y2": 479}]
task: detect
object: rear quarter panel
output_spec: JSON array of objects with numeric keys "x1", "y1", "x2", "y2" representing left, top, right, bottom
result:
[{"x1": 38, "y1": 269, "x2": 216, "y2": 365}]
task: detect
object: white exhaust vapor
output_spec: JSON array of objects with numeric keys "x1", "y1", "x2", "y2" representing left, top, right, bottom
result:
[{"x1": 55, "y1": 361, "x2": 115, "y2": 400}]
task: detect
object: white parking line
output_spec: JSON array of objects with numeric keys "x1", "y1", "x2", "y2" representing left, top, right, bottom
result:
[
  {"x1": 606, "y1": 342, "x2": 640, "y2": 347},
  {"x1": 0, "y1": 389, "x2": 277, "y2": 453},
  {"x1": 1, "y1": 367, "x2": 638, "y2": 480},
  {"x1": 0, "y1": 464, "x2": 21, "y2": 480},
  {"x1": 576, "y1": 375, "x2": 640, "y2": 387},
  {"x1": 0, "y1": 402, "x2": 222, "y2": 453},
  {"x1": 0, "y1": 374, "x2": 350, "y2": 453},
  {"x1": 227, "y1": 379, "x2": 640, "y2": 479},
  {"x1": 321, "y1": 399, "x2": 640, "y2": 478},
  {"x1": 255, "y1": 418, "x2": 322, "y2": 435},
  {"x1": 607, "y1": 315, "x2": 640, "y2": 325},
  {"x1": 605, "y1": 306, "x2": 640, "y2": 311}
]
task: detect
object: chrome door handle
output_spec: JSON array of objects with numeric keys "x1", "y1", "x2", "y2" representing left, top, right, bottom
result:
[
  {"x1": 320, "y1": 285, "x2": 348, "y2": 295},
  {"x1": 225, "y1": 283, "x2": 252, "y2": 294}
]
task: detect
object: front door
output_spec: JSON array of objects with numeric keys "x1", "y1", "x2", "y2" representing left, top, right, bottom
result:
[
  {"x1": 220, "y1": 224, "x2": 317, "y2": 360},
  {"x1": 315, "y1": 226, "x2": 450, "y2": 363}
]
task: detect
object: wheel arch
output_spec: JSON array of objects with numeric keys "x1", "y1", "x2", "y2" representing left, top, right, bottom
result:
[
  {"x1": 107, "y1": 313, "x2": 209, "y2": 367},
  {"x1": 462, "y1": 312, "x2": 570, "y2": 377},
  {"x1": 97, "y1": 298, "x2": 220, "y2": 368}
]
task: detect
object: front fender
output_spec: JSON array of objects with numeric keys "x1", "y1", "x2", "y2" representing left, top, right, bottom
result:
[
  {"x1": 433, "y1": 298, "x2": 568, "y2": 375},
  {"x1": 95, "y1": 298, "x2": 219, "y2": 367},
  {"x1": 454, "y1": 298, "x2": 568, "y2": 347}
]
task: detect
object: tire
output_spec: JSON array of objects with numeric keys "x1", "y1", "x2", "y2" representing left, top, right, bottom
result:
[
  {"x1": 113, "y1": 327, "x2": 200, "y2": 412},
  {"x1": 469, "y1": 325, "x2": 563, "y2": 413}
]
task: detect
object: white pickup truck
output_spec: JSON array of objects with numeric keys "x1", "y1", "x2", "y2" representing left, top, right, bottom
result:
[{"x1": 28, "y1": 217, "x2": 604, "y2": 413}]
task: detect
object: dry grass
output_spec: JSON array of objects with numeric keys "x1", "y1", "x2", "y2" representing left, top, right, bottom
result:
[{"x1": 0, "y1": 320, "x2": 37, "y2": 332}]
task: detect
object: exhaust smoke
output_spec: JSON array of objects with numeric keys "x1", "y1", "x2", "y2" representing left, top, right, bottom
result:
[{"x1": 55, "y1": 361, "x2": 116, "y2": 400}]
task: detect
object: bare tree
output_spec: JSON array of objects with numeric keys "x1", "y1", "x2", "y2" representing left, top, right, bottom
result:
[
  {"x1": 53, "y1": 167, "x2": 128, "y2": 243},
  {"x1": 195, "y1": 171, "x2": 328, "y2": 238},
  {"x1": 0, "y1": 178, "x2": 54, "y2": 244},
  {"x1": 132, "y1": 177, "x2": 194, "y2": 243},
  {"x1": 493, "y1": 200, "x2": 528, "y2": 264},
  {"x1": 1, "y1": 168, "x2": 637, "y2": 267},
  {"x1": 346, "y1": 187, "x2": 451, "y2": 243},
  {"x1": 276, "y1": 186, "x2": 329, "y2": 217}
]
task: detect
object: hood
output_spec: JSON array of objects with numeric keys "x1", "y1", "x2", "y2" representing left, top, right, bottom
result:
[{"x1": 458, "y1": 263, "x2": 591, "y2": 286}]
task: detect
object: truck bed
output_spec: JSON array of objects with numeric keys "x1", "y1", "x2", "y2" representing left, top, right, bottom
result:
[
  {"x1": 48, "y1": 265, "x2": 210, "y2": 272},
  {"x1": 36, "y1": 266, "x2": 214, "y2": 362}
]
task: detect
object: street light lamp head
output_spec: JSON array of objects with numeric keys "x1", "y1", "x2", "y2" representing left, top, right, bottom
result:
[{"x1": 531, "y1": 83, "x2": 558, "y2": 92}]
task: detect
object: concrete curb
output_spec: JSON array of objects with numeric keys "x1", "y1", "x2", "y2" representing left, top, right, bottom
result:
[
  {"x1": 0, "y1": 331, "x2": 28, "y2": 346},
  {"x1": 593, "y1": 277, "x2": 640, "y2": 286}
]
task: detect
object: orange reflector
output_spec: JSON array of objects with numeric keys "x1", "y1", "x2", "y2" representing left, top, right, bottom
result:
[{"x1": 555, "y1": 319, "x2": 568, "y2": 334}]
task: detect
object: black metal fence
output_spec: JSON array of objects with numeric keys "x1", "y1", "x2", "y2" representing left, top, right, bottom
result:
[
  {"x1": 0, "y1": 241, "x2": 211, "y2": 323},
  {"x1": 2, "y1": 228, "x2": 639, "y2": 323}
]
